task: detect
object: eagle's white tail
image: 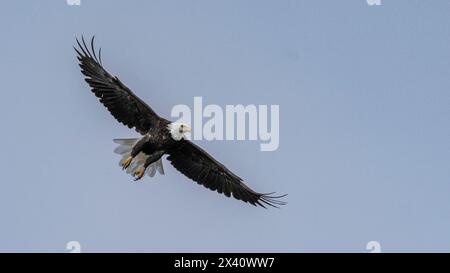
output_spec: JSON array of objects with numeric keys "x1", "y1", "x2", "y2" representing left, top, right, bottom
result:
[{"x1": 113, "y1": 138, "x2": 165, "y2": 178}]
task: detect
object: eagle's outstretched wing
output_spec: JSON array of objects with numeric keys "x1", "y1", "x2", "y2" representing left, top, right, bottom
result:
[
  {"x1": 167, "y1": 140, "x2": 287, "y2": 208},
  {"x1": 75, "y1": 36, "x2": 167, "y2": 134}
]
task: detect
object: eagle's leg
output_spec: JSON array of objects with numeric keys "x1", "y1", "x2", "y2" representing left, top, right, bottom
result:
[
  {"x1": 133, "y1": 168, "x2": 146, "y2": 181},
  {"x1": 121, "y1": 156, "x2": 133, "y2": 170},
  {"x1": 133, "y1": 150, "x2": 165, "y2": 181},
  {"x1": 122, "y1": 135, "x2": 150, "y2": 171}
]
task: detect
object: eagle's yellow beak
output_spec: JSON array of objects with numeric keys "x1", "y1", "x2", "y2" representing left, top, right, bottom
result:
[{"x1": 183, "y1": 126, "x2": 192, "y2": 133}]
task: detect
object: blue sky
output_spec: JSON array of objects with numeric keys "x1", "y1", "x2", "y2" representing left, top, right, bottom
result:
[{"x1": 0, "y1": 0, "x2": 448, "y2": 252}]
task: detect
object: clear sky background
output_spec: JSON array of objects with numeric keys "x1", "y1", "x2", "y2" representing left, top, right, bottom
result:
[{"x1": 0, "y1": 0, "x2": 448, "y2": 252}]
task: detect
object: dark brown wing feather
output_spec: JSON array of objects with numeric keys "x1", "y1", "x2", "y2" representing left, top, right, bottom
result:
[
  {"x1": 75, "y1": 36, "x2": 166, "y2": 134},
  {"x1": 167, "y1": 140, "x2": 287, "y2": 208}
]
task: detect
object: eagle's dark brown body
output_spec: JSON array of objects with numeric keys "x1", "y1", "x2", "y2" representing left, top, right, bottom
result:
[{"x1": 131, "y1": 123, "x2": 173, "y2": 158}]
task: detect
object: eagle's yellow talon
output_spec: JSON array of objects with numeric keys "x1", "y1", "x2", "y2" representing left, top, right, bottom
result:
[
  {"x1": 134, "y1": 168, "x2": 145, "y2": 181},
  {"x1": 122, "y1": 156, "x2": 133, "y2": 170}
]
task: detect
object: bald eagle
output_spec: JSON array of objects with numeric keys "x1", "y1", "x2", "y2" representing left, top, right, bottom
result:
[{"x1": 75, "y1": 36, "x2": 286, "y2": 208}]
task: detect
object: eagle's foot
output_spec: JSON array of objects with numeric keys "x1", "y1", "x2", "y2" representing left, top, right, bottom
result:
[
  {"x1": 121, "y1": 156, "x2": 133, "y2": 170},
  {"x1": 134, "y1": 168, "x2": 146, "y2": 181}
]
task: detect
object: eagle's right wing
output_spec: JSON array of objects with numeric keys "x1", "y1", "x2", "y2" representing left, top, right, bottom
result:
[
  {"x1": 166, "y1": 139, "x2": 287, "y2": 208},
  {"x1": 75, "y1": 36, "x2": 167, "y2": 134}
]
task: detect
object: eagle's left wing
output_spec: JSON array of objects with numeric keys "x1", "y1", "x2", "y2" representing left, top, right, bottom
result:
[
  {"x1": 166, "y1": 139, "x2": 287, "y2": 208},
  {"x1": 75, "y1": 36, "x2": 168, "y2": 135}
]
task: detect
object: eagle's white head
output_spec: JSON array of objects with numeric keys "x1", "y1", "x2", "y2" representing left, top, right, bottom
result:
[{"x1": 168, "y1": 123, "x2": 191, "y2": 141}]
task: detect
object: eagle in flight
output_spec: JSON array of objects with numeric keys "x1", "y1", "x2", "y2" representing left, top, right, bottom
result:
[{"x1": 75, "y1": 36, "x2": 286, "y2": 208}]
